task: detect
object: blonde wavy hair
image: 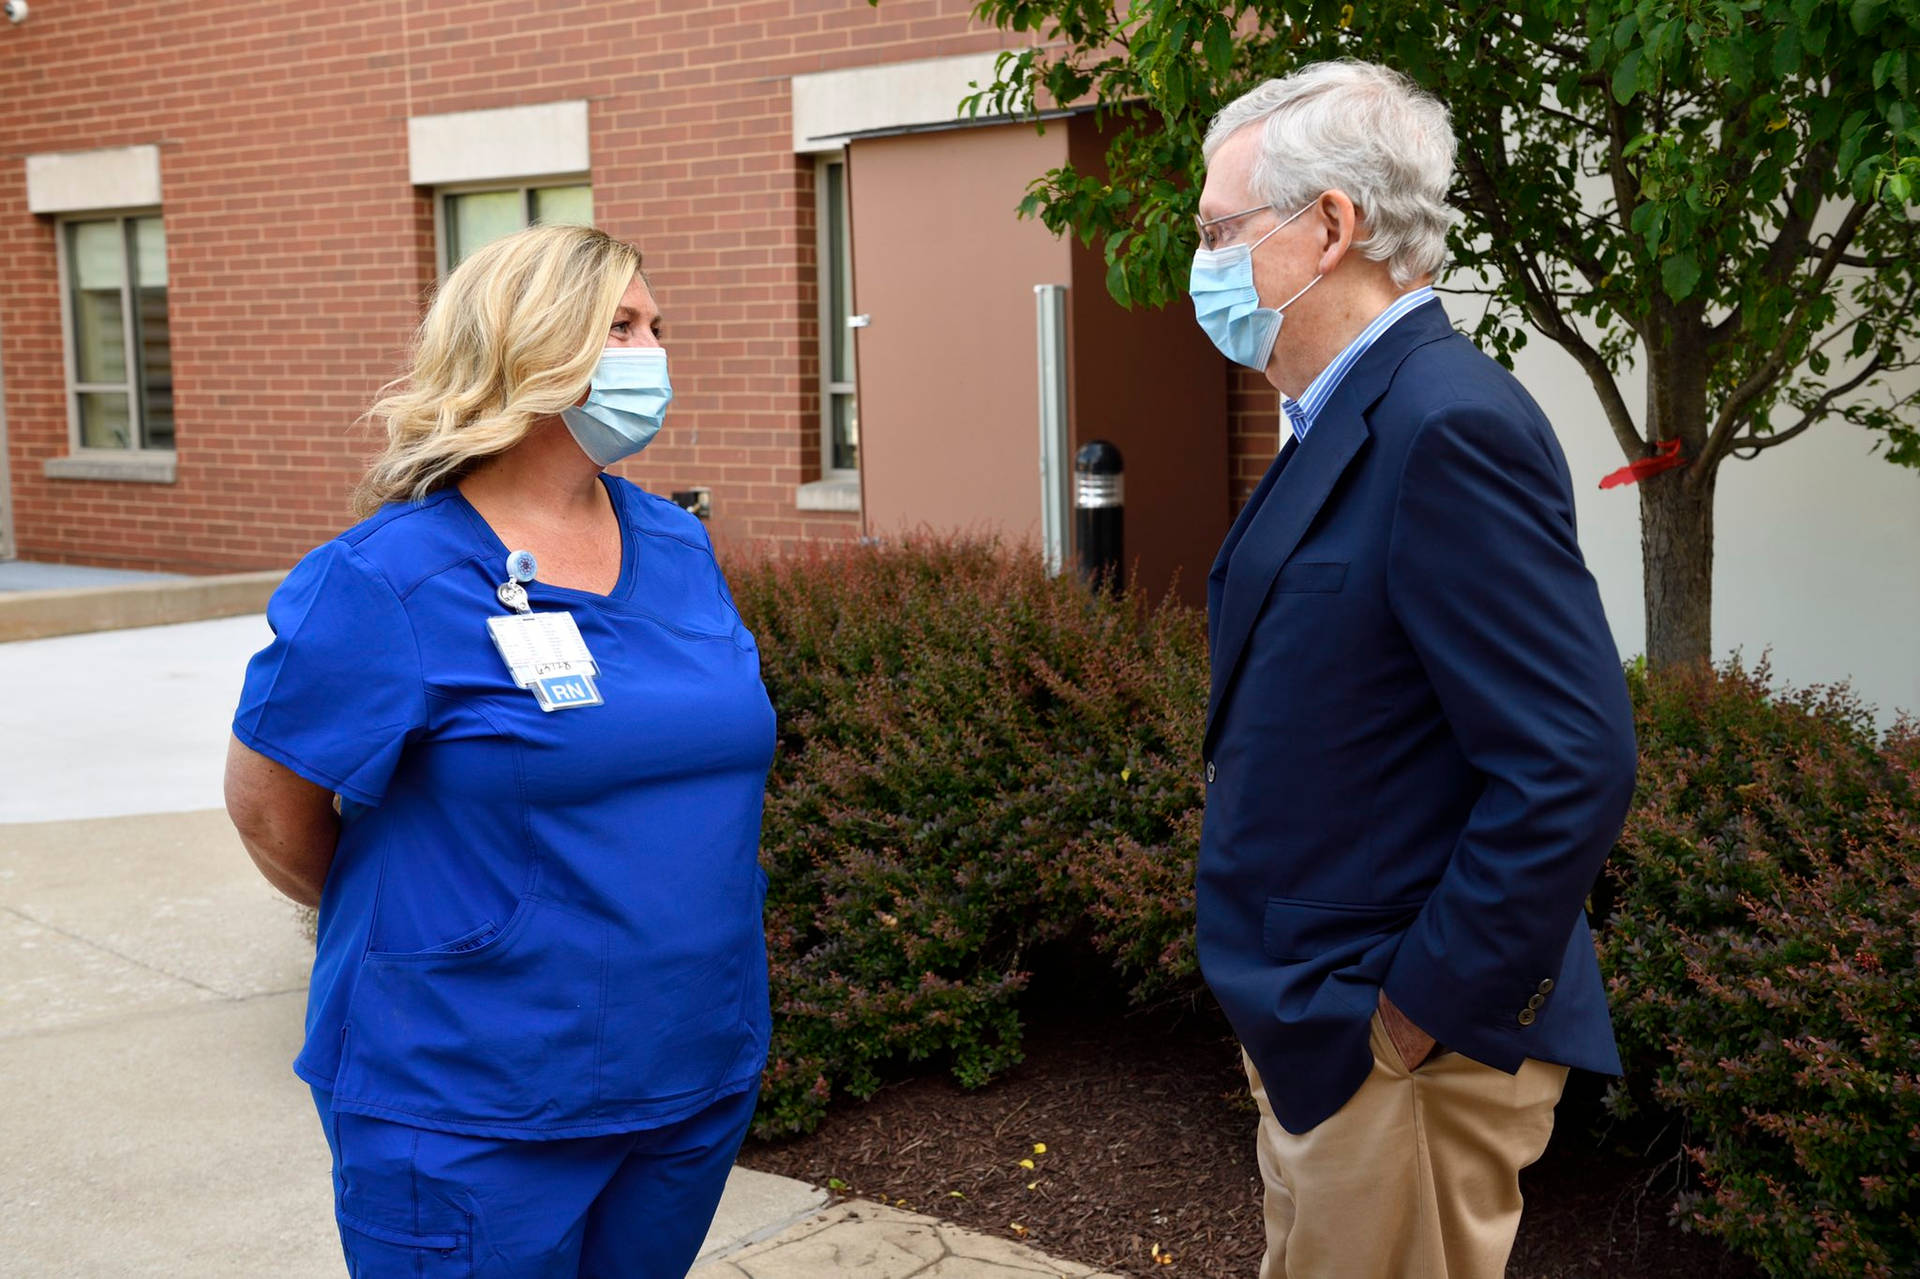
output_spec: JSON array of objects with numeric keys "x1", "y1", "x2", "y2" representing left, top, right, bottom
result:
[{"x1": 352, "y1": 224, "x2": 644, "y2": 517}]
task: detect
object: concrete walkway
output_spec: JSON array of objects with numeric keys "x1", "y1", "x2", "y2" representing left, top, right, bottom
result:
[
  {"x1": 0, "y1": 617, "x2": 1110, "y2": 1279},
  {"x1": 0, "y1": 560, "x2": 184, "y2": 593}
]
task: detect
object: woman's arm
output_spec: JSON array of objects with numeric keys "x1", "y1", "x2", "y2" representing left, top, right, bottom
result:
[{"x1": 224, "y1": 735, "x2": 340, "y2": 908}]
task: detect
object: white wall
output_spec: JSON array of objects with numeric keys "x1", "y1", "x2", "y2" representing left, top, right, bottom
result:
[{"x1": 1512, "y1": 336, "x2": 1920, "y2": 723}]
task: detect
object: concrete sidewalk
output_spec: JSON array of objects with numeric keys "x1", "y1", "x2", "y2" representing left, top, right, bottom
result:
[
  {"x1": 0, "y1": 560, "x2": 184, "y2": 593},
  {"x1": 0, "y1": 618, "x2": 1112, "y2": 1279}
]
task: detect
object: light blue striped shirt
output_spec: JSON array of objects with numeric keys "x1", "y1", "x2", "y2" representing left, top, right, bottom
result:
[{"x1": 1281, "y1": 286, "x2": 1439, "y2": 445}]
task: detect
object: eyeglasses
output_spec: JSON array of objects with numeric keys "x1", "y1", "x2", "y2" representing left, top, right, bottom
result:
[{"x1": 1195, "y1": 203, "x2": 1277, "y2": 251}]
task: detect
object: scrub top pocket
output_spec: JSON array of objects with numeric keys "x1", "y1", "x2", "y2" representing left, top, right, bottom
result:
[{"x1": 337, "y1": 895, "x2": 610, "y2": 1132}]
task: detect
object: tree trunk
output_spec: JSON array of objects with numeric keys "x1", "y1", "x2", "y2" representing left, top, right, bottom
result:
[
  {"x1": 1641, "y1": 315, "x2": 1715, "y2": 668},
  {"x1": 1639, "y1": 472, "x2": 1716, "y2": 668}
]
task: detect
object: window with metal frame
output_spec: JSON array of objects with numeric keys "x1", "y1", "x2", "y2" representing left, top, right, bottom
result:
[
  {"x1": 816, "y1": 155, "x2": 859, "y2": 476},
  {"x1": 60, "y1": 213, "x2": 172, "y2": 453},
  {"x1": 439, "y1": 182, "x2": 593, "y2": 273}
]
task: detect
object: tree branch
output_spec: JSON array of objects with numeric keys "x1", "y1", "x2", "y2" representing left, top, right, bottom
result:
[
  {"x1": 1458, "y1": 136, "x2": 1643, "y2": 460},
  {"x1": 1695, "y1": 199, "x2": 1875, "y2": 478},
  {"x1": 1727, "y1": 352, "x2": 1890, "y2": 457},
  {"x1": 1602, "y1": 93, "x2": 1643, "y2": 241},
  {"x1": 1708, "y1": 147, "x2": 1831, "y2": 348}
]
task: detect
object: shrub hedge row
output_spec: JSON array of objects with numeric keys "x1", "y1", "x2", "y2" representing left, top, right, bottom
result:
[{"x1": 730, "y1": 537, "x2": 1917, "y2": 1279}]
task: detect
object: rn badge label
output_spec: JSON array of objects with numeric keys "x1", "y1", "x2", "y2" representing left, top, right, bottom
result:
[{"x1": 533, "y1": 673, "x2": 603, "y2": 712}]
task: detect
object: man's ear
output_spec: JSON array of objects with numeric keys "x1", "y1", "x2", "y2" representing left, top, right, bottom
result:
[{"x1": 1315, "y1": 190, "x2": 1361, "y2": 277}]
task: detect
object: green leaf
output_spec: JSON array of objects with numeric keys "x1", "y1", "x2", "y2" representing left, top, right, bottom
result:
[
  {"x1": 1105, "y1": 253, "x2": 1133, "y2": 309},
  {"x1": 1772, "y1": 27, "x2": 1800, "y2": 78},
  {"x1": 1662, "y1": 252, "x2": 1701, "y2": 301},
  {"x1": 1887, "y1": 171, "x2": 1913, "y2": 205},
  {"x1": 1613, "y1": 48, "x2": 1644, "y2": 103},
  {"x1": 1163, "y1": 60, "x2": 1188, "y2": 119},
  {"x1": 1850, "y1": 0, "x2": 1886, "y2": 33},
  {"x1": 1556, "y1": 68, "x2": 1584, "y2": 109},
  {"x1": 1850, "y1": 322, "x2": 1877, "y2": 358},
  {"x1": 1808, "y1": 94, "x2": 1843, "y2": 142},
  {"x1": 1204, "y1": 19, "x2": 1233, "y2": 79}
]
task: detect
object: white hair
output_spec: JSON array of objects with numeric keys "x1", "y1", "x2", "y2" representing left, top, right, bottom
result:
[{"x1": 1204, "y1": 60, "x2": 1459, "y2": 287}]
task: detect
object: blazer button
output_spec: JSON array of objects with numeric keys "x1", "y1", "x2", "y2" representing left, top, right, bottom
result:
[
  {"x1": 1517, "y1": 1008, "x2": 1537, "y2": 1026},
  {"x1": 1527, "y1": 993, "x2": 1546, "y2": 1010},
  {"x1": 1537, "y1": 978, "x2": 1555, "y2": 995},
  {"x1": 1206, "y1": 761, "x2": 1216, "y2": 784}
]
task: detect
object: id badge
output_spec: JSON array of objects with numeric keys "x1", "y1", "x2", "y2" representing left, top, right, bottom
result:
[{"x1": 486, "y1": 610, "x2": 604, "y2": 712}]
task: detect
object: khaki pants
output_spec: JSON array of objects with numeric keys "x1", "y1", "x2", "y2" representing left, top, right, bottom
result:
[{"x1": 1242, "y1": 1013, "x2": 1568, "y2": 1279}]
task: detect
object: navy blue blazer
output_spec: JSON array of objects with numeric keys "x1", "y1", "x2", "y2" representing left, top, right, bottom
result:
[{"x1": 1196, "y1": 300, "x2": 1638, "y2": 1134}]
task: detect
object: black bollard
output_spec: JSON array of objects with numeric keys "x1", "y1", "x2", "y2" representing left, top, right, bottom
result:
[{"x1": 1074, "y1": 440, "x2": 1123, "y2": 587}]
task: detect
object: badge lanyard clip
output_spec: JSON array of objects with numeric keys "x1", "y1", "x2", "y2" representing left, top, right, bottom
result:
[
  {"x1": 485, "y1": 550, "x2": 604, "y2": 712},
  {"x1": 497, "y1": 548, "x2": 537, "y2": 614}
]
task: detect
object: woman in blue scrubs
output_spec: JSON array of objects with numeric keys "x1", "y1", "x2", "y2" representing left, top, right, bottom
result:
[{"x1": 224, "y1": 225, "x2": 775, "y2": 1278}]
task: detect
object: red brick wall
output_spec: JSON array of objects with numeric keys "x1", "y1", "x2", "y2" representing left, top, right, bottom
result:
[
  {"x1": 1227, "y1": 364, "x2": 1280, "y2": 511},
  {"x1": 0, "y1": 0, "x2": 1011, "y2": 573}
]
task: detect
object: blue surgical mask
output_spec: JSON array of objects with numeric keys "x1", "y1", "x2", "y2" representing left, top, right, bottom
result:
[
  {"x1": 561, "y1": 347, "x2": 673, "y2": 467},
  {"x1": 1189, "y1": 202, "x2": 1323, "y2": 371}
]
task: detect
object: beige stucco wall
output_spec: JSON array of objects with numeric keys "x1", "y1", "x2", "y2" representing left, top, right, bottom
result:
[{"x1": 1513, "y1": 336, "x2": 1920, "y2": 721}]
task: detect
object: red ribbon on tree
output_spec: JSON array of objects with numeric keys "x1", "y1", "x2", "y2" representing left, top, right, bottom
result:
[{"x1": 1599, "y1": 438, "x2": 1688, "y2": 489}]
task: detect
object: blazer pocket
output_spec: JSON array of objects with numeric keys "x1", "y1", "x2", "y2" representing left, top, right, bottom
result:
[
  {"x1": 1262, "y1": 895, "x2": 1422, "y2": 962},
  {"x1": 1274, "y1": 561, "x2": 1348, "y2": 593}
]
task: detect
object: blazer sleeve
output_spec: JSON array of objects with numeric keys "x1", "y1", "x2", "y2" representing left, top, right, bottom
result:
[{"x1": 1380, "y1": 397, "x2": 1638, "y2": 1064}]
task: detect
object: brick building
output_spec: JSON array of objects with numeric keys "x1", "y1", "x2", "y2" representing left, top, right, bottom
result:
[
  {"x1": 8, "y1": 1, "x2": 1914, "y2": 720},
  {"x1": 0, "y1": 0, "x2": 1275, "y2": 601}
]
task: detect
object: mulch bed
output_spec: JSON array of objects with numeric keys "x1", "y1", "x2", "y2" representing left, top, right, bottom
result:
[{"x1": 738, "y1": 1001, "x2": 1761, "y2": 1278}]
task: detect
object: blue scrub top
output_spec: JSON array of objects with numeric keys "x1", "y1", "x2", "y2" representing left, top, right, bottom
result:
[{"x1": 234, "y1": 476, "x2": 776, "y2": 1139}]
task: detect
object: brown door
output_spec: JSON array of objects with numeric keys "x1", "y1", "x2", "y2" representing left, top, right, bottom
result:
[{"x1": 847, "y1": 122, "x2": 1072, "y2": 544}]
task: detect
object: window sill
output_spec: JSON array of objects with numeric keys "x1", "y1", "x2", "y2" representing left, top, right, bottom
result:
[
  {"x1": 796, "y1": 476, "x2": 860, "y2": 513},
  {"x1": 44, "y1": 452, "x2": 177, "y2": 483}
]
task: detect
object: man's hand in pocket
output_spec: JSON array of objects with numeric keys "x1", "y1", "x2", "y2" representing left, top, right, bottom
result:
[{"x1": 1379, "y1": 990, "x2": 1437, "y2": 1070}]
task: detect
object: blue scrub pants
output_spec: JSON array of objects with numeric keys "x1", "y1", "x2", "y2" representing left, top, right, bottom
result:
[{"x1": 309, "y1": 1084, "x2": 758, "y2": 1278}]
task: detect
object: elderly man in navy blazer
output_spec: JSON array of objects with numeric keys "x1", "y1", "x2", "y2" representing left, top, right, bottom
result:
[{"x1": 1190, "y1": 61, "x2": 1639, "y2": 1278}]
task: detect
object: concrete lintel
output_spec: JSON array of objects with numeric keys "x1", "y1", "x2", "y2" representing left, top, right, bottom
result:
[
  {"x1": 44, "y1": 452, "x2": 177, "y2": 483},
  {"x1": 408, "y1": 100, "x2": 590, "y2": 187},
  {"x1": 26, "y1": 145, "x2": 163, "y2": 215},
  {"x1": 0, "y1": 570, "x2": 284, "y2": 642},
  {"x1": 795, "y1": 477, "x2": 861, "y2": 512},
  {"x1": 791, "y1": 52, "x2": 1013, "y2": 154}
]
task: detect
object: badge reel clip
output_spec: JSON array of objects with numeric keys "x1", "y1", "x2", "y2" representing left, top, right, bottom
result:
[{"x1": 484, "y1": 550, "x2": 605, "y2": 712}]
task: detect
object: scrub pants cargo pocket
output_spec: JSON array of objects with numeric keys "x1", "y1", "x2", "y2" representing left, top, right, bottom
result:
[
  {"x1": 338, "y1": 1211, "x2": 473, "y2": 1279},
  {"x1": 311, "y1": 1089, "x2": 476, "y2": 1278},
  {"x1": 310, "y1": 1083, "x2": 759, "y2": 1279}
]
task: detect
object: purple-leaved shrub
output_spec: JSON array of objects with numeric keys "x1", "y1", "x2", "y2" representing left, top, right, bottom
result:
[
  {"x1": 1601, "y1": 659, "x2": 1919, "y2": 1277},
  {"x1": 729, "y1": 539, "x2": 1918, "y2": 1277}
]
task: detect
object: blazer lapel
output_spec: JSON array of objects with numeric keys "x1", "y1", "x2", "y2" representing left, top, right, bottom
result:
[
  {"x1": 1208, "y1": 437, "x2": 1296, "y2": 671},
  {"x1": 1204, "y1": 301, "x2": 1457, "y2": 748}
]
